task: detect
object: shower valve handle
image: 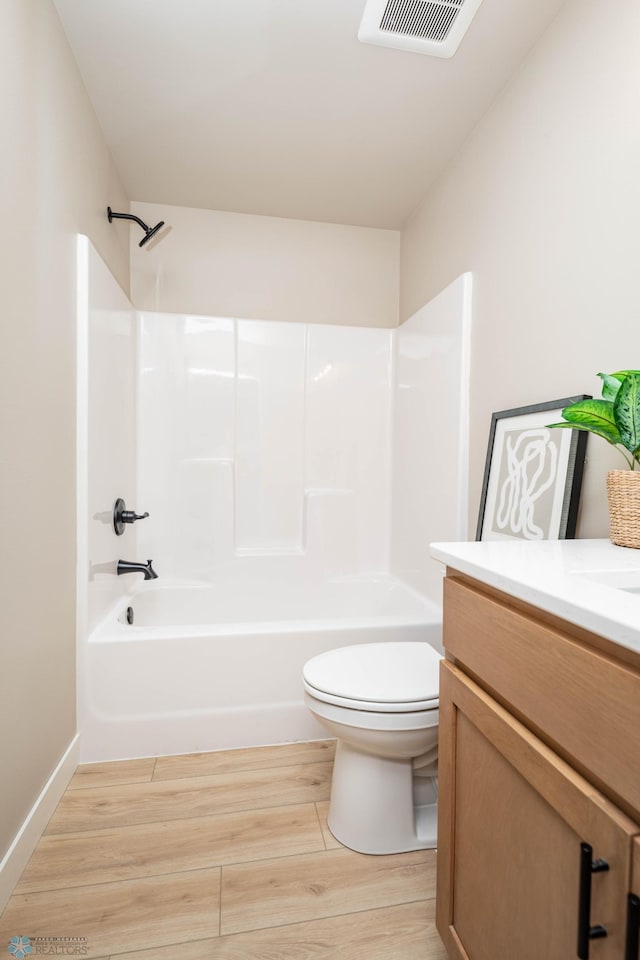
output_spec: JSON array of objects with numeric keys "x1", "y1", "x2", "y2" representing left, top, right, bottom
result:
[
  {"x1": 113, "y1": 498, "x2": 150, "y2": 536},
  {"x1": 122, "y1": 510, "x2": 149, "y2": 523}
]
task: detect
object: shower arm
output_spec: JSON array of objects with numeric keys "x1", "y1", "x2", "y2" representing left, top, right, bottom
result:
[
  {"x1": 107, "y1": 209, "x2": 152, "y2": 232},
  {"x1": 107, "y1": 206, "x2": 165, "y2": 247}
]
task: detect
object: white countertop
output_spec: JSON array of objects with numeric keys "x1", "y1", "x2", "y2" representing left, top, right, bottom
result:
[{"x1": 429, "y1": 538, "x2": 640, "y2": 654}]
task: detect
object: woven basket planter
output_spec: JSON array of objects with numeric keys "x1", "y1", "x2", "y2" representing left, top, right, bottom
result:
[{"x1": 607, "y1": 470, "x2": 640, "y2": 548}]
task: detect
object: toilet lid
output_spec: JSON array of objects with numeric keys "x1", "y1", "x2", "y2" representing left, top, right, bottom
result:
[{"x1": 303, "y1": 642, "x2": 441, "y2": 709}]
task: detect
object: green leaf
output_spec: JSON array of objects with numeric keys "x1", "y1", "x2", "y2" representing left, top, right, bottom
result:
[
  {"x1": 610, "y1": 369, "x2": 640, "y2": 379},
  {"x1": 598, "y1": 371, "x2": 640, "y2": 400},
  {"x1": 561, "y1": 398, "x2": 615, "y2": 423},
  {"x1": 554, "y1": 398, "x2": 621, "y2": 444},
  {"x1": 614, "y1": 372, "x2": 640, "y2": 453},
  {"x1": 547, "y1": 421, "x2": 623, "y2": 446},
  {"x1": 598, "y1": 372, "x2": 624, "y2": 401}
]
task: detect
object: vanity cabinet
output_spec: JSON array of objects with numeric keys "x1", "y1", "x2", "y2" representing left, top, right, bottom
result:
[{"x1": 437, "y1": 573, "x2": 640, "y2": 960}]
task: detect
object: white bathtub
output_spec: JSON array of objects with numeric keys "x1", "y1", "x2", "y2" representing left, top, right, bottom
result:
[{"x1": 80, "y1": 575, "x2": 442, "y2": 762}]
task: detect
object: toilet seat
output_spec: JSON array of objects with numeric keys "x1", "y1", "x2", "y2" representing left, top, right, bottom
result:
[{"x1": 302, "y1": 641, "x2": 441, "y2": 714}]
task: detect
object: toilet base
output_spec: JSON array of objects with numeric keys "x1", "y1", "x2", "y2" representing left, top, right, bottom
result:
[{"x1": 326, "y1": 740, "x2": 438, "y2": 855}]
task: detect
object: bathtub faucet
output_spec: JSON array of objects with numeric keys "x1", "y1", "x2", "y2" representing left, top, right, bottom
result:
[{"x1": 117, "y1": 559, "x2": 158, "y2": 580}]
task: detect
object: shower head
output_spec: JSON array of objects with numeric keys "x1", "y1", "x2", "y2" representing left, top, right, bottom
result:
[
  {"x1": 107, "y1": 207, "x2": 166, "y2": 248},
  {"x1": 138, "y1": 219, "x2": 165, "y2": 247}
]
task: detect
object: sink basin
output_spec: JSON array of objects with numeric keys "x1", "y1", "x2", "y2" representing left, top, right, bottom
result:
[{"x1": 573, "y1": 569, "x2": 640, "y2": 594}]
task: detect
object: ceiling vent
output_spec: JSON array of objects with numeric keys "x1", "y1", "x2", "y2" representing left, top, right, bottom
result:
[{"x1": 358, "y1": 0, "x2": 484, "y2": 58}]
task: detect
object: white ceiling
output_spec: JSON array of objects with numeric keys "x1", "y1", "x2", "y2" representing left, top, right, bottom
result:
[{"x1": 53, "y1": 0, "x2": 567, "y2": 229}]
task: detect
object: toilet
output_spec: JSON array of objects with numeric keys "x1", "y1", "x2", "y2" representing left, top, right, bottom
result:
[{"x1": 302, "y1": 640, "x2": 442, "y2": 855}]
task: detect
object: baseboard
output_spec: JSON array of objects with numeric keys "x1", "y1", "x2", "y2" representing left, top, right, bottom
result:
[{"x1": 0, "y1": 734, "x2": 80, "y2": 915}]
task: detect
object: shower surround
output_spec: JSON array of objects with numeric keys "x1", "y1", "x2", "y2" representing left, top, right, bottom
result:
[
  {"x1": 77, "y1": 237, "x2": 470, "y2": 761},
  {"x1": 137, "y1": 313, "x2": 392, "y2": 583}
]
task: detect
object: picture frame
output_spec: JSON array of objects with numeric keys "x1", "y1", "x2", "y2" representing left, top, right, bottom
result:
[{"x1": 476, "y1": 395, "x2": 590, "y2": 542}]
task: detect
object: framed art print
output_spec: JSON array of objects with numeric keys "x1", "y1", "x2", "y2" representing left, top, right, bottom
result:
[{"x1": 476, "y1": 396, "x2": 590, "y2": 542}]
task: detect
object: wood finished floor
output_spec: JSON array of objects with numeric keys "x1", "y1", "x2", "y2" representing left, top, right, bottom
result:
[{"x1": 0, "y1": 740, "x2": 447, "y2": 959}]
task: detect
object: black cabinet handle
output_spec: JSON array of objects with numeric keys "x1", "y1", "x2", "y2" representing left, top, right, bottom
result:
[
  {"x1": 625, "y1": 893, "x2": 640, "y2": 960},
  {"x1": 577, "y1": 842, "x2": 609, "y2": 959}
]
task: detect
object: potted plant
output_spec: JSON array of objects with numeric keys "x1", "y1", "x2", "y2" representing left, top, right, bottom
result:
[{"x1": 548, "y1": 370, "x2": 640, "y2": 547}]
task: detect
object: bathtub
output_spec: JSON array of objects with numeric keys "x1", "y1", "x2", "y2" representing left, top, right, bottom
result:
[{"x1": 80, "y1": 575, "x2": 442, "y2": 762}]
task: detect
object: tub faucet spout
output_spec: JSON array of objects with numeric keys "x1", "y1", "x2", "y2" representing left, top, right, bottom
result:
[{"x1": 117, "y1": 559, "x2": 158, "y2": 580}]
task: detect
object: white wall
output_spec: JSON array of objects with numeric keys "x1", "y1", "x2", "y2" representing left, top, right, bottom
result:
[
  {"x1": 391, "y1": 274, "x2": 472, "y2": 603},
  {"x1": 400, "y1": 0, "x2": 640, "y2": 539},
  {"x1": 137, "y1": 313, "x2": 393, "y2": 581},
  {"x1": 130, "y1": 202, "x2": 400, "y2": 328},
  {"x1": 0, "y1": 0, "x2": 128, "y2": 879}
]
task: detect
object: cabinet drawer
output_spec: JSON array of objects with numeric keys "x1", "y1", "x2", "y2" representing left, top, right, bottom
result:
[{"x1": 443, "y1": 576, "x2": 640, "y2": 816}]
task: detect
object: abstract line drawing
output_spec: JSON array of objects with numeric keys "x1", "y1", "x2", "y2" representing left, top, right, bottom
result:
[{"x1": 495, "y1": 429, "x2": 558, "y2": 539}]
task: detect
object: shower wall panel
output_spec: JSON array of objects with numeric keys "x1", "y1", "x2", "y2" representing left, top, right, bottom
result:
[
  {"x1": 305, "y1": 324, "x2": 392, "y2": 574},
  {"x1": 390, "y1": 273, "x2": 472, "y2": 604},
  {"x1": 137, "y1": 314, "x2": 235, "y2": 577},
  {"x1": 137, "y1": 313, "x2": 392, "y2": 580},
  {"x1": 82, "y1": 239, "x2": 137, "y2": 634},
  {"x1": 235, "y1": 321, "x2": 306, "y2": 554}
]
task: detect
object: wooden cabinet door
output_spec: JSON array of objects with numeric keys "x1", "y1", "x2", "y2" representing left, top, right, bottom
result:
[{"x1": 437, "y1": 662, "x2": 638, "y2": 960}]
